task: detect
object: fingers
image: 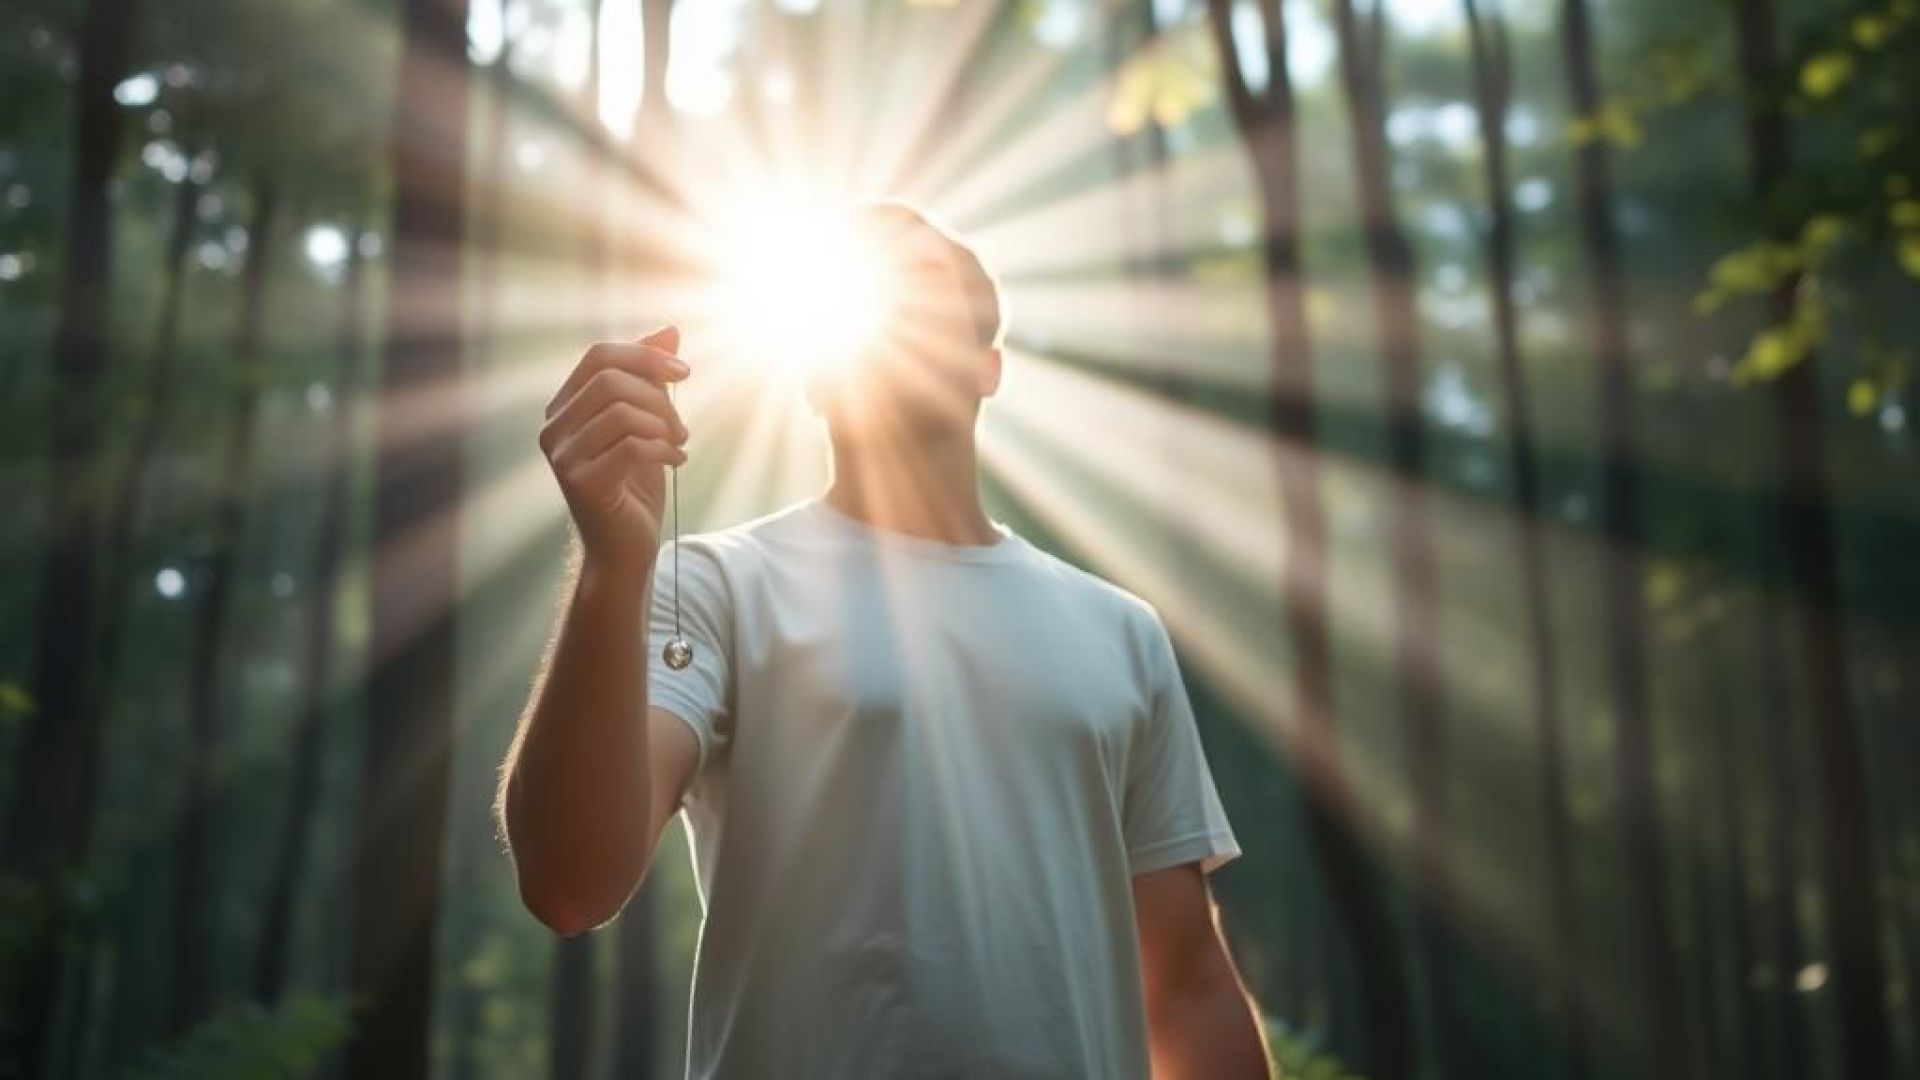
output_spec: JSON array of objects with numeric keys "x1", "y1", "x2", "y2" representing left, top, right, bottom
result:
[
  {"x1": 539, "y1": 367, "x2": 687, "y2": 455},
  {"x1": 546, "y1": 332, "x2": 689, "y2": 420},
  {"x1": 569, "y1": 433, "x2": 686, "y2": 495},
  {"x1": 551, "y1": 401, "x2": 679, "y2": 466}
]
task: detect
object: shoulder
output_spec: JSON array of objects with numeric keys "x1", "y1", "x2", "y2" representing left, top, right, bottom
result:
[
  {"x1": 671, "y1": 499, "x2": 817, "y2": 564},
  {"x1": 1016, "y1": 542, "x2": 1168, "y2": 648}
]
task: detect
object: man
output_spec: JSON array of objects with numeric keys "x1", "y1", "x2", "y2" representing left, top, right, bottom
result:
[{"x1": 498, "y1": 202, "x2": 1270, "y2": 1078}]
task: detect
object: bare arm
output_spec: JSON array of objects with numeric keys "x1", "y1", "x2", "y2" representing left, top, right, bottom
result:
[
  {"x1": 1135, "y1": 863, "x2": 1272, "y2": 1079},
  {"x1": 497, "y1": 328, "x2": 701, "y2": 936}
]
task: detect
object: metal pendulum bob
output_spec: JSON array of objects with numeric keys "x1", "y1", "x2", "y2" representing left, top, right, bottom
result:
[
  {"x1": 662, "y1": 380, "x2": 695, "y2": 671},
  {"x1": 662, "y1": 635, "x2": 694, "y2": 670}
]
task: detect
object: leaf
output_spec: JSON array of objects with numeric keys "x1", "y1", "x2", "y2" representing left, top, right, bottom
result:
[
  {"x1": 1800, "y1": 213, "x2": 1846, "y2": 254},
  {"x1": 0, "y1": 682, "x2": 33, "y2": 716},
  {"x1": 1799, "y1": 51, "x2": 1855, "y2": 99},
  {"x1": 1851, "y1": 14, "x2": 1894, "y2": 47},
  {"x1": 1569, "y1": 101, "x2": 1643, "y2": 148},
  {"x1": 1899, "y1": 233, "x2": 1920, "y2": 279},
  {"x1": 1848, "y1": 378, "x2": 1879, "y2": 415},
  {"x1": 1860, "y1": 127, "x2": 1899, "y2": 159},
  {"x1": 1646, "y1": 562, "x2": 1686, "y2": 609},
  {"x1": 1740, "y1": 326, "x2": 1804, "y2": 381}
]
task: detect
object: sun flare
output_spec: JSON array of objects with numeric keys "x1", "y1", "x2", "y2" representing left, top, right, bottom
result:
[{"x1": 709, "y1": 196, "x2": 895, "y2": 381}]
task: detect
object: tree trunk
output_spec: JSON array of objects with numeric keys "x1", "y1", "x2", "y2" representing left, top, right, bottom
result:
[
  {"x1": 1, "y1": 0, "x2": 140, "y2": 1069},
  {"x1": 551, "y1": 8, "x2": 611, "y2": 1072},
  {"x1": 606, "y1": 9, "x2": 677, "y2": 1075},
  {"x1": 637, "y1": 0, "x2": 672, "y2": 139},
  {"x1": 1727, "y1": 1, "x2": 1891, "y2": 1075},
  {"x1": 445, "y1": 19, "x2": 518, "y2": 1077},
  {"x1": 1326, "y1": 0, "x2": 1450, "y2": 1072},
  {"x1": 51, "y1": 137, "x2": 205, "y2": 1079},
  {"x1": 1203, "y1": 2, "x2": 1415, "y2": 1074},
  {"x1": 1758, "y1": 621, "x2": 1810, "y2": 1080},
  {"x1": 1694, "y1": 554, "x2": 1758, "y2": 1080},
  {"x1": 1460, "y1": 3, "x2": 1586, "y2": 1075},
  {"x1": 613, "y1": 888, "x2": 661, "y2": 1078},
  {"x1": 1557, "y1": 0, "x2": 1683, "y2": 1073},
  {"x1": 90, "y1": 151, "x2": 205, "y2": 732},
  {"x1": 252, "y1": 224, "x2": 368, "y2": 1004},
  {"x1": 167, "y1": 171, "x2": 280, "y2": 1036},
  {"x1": 551, "y1": 935, "x2": 599, "y2": 1080},
  {"x1": 344, "y1": 0, "x2": 471, "y2": 1073}
]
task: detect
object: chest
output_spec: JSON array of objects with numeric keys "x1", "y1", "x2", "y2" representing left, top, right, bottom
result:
[{"x1": 736, "y1": 556, "x2": 1146, "y2": 762}]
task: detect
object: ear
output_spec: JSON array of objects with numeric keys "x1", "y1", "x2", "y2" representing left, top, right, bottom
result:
[{"x1": 979, "y1": 346, "x2": 1003, "y2": 398}]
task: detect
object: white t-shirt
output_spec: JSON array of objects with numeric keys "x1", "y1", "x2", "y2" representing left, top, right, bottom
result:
[{"x1": 646, "y1": 495, "x2": 1240, "y2": 1079}]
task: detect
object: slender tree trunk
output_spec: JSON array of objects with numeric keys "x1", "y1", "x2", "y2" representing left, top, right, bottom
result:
[
  {"x1": 1, "y1": 0, "x2": 140, "y2": 1069},
  {"x1": 50, "y1": 139, "x2": 205, "y2": 1079},
  {"x1": 551, "y1": 935, "x2": 598, "y2": 1080},
  {"x1": 252, "y1": 224, "x2": 367, "y2": 1004},
  {"x1": 1728, "y1": 1, "x2": 1891, "y2": 1075},
  {"x1": 613, "y1": 889, "x2": 661, "y2": 1078},
  {"x1": 551, "y1": 9, "x2": 610, "y2": 1075},
  {"x1": 345, "y1": 0, "x2": 471, "y2": 1073},
  {"x1": 1753, "y1": 592, "x2": 1810, "y2": 1080},
  {"x1": 90, "y1": 152, "x2": 204, "y2": 729},
  {"x1": 1693, "y1": 548, "x2": 1758, "y2": 1080},
  {"x1": 445, "y1": 19, "x2": 518, "y2": 1077},
  {"x1": 610, "y1": 6, "x2": 676, "y2": 1072},
  {"x1": 638, "y1": 0, "x2": 672, "y2": 138},
  {"x1": 1326, "y1": 0, "x2": 1451, "y2": 1072},
  {"x1": 1557, "y1": 0, "x2": 1683, "y2": 1073},
  {"x1": 1204, "y1": 2, "x2": 1415, "y2": 1074},
  {"x1": 168, "y1": 171, "x2": 280, "y2": 1036},
  {"x1": 1459, "y1": 4, "x2": 1586, "y2": 1075},
  {"x1": 1682, "y1": 698, "x2": 1726, "y2": 1080}
]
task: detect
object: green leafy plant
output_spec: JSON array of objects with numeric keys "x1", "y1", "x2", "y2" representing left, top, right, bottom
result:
[{"x1": 120, "y1": 995, "x2": 352, "y2": 1080}]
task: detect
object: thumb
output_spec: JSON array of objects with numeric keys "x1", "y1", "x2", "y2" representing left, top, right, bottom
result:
[{"x1": 641, "y1": 324, "x2": 681, "y2": 354}]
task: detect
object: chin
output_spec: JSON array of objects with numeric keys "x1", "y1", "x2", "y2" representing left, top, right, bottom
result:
[{"x1": 811, "y1": 385, "x2": 979, "y2": 445}]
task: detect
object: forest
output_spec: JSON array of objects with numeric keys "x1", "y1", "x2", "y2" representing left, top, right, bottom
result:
[{"x1": 1, "y1": 0, "x2": 1917, "y2": 1076}]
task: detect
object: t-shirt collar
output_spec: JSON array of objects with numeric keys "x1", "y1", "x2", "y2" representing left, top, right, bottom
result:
[{"x1": 804, "y1": 494, "x2": 1022, "y2": 565}]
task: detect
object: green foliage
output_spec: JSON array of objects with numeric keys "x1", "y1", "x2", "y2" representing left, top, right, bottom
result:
[
  {"x1": 1693, "y1": 215, "x2": 1845, "y2": 383},
  {"x1": 1265, "y1": 1016, "x2": 1367, "y2": 1080},
  {"x1": 120, "y1": 995, "x2": 352, "y2": 1080},
  {"x1": 1567, "y1": 100, "x2": 1645, "y2": 149},
  {"x1": 0, "y1": 680, "x2": 31, "y2": 745},
  {"x1": 1107, "y1": 24, "x2": 1219, "y2": 135}
]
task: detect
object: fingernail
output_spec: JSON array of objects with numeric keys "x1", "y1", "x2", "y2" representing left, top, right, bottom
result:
[{"x1": 670, "y1": 358, "x2": 690, "y2": 377}]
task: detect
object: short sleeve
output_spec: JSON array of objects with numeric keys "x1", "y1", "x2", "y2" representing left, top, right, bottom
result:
[
  {"x1": 647, "y1": 538, "x2": 735, "y2": 774},
  {"x1": 1122, "y1": 609, "x2": 1241, "y2": 876}
]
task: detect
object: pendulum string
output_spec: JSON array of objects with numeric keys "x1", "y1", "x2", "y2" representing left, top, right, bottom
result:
[{"x1": 662, "y1": 380, "x2": 694, "y2": 670}]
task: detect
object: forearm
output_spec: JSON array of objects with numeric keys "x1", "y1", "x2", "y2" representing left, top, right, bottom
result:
[
  {"x1": 1146, "y1": 966, "x2": 1270, "y2": 1080},
  {"x1": 501, "y1": 553, "x2": 656, "y2": 934}
]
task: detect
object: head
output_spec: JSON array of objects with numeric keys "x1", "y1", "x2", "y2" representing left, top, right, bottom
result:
[{"x1": 801, "y1": 201, "x2": 1005, "y2": 444}]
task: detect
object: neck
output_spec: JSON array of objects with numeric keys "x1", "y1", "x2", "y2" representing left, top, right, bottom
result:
[{"x1": 823, "y1": 427, "x2": 997, "y2": 546}]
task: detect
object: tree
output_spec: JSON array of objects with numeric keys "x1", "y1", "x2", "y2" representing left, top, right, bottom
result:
[
  {"x1": 551, "y1": 5, "x2": 610, "y2": 1076},
  {"x1": 253, "y1": 221, "x2": 370, "y2": 1004},
  {"x1": 1459, "y1": 0, "x2": 1586, "y2": 1074},
  {"x1": 169, "y1": 168, "x2": 281, "y2": 1035},
  {"x1": 1728, "y1": 0, "x2": 1893, "y2": 1074},
  {"x1": 1557, "y1": 0, "x2": 1683, "y2": 1073},
  {"x1": 2, "y1": 0, "x2": 142, "y2": 1071},
  {"x1": 1324, "y1": 0, "x2": 1453, "y2": 1069},
  {"x1": 88, "y1": 131, "x2": 208, "y2": 746},
  {"x1": 344, "y1": 0, "x2": 471, "y2": 1072},
  {"x1": 1204, "y1": 1, "x2": 1418, "y2": 1075}
]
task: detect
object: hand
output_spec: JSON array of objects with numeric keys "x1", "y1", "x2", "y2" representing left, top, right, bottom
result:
[{"x1": 540, "y1": 326, "x2": 691, "y2": 579}]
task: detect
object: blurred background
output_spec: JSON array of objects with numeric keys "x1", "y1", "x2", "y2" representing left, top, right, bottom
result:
[{"x1": 2, "y1": 0, "x2": 1918, "y2": 1076}]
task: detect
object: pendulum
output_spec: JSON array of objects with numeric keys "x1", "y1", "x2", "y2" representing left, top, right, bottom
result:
[{"x1": 661, "y1": 381, "x2": 695, "y2": 671}]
